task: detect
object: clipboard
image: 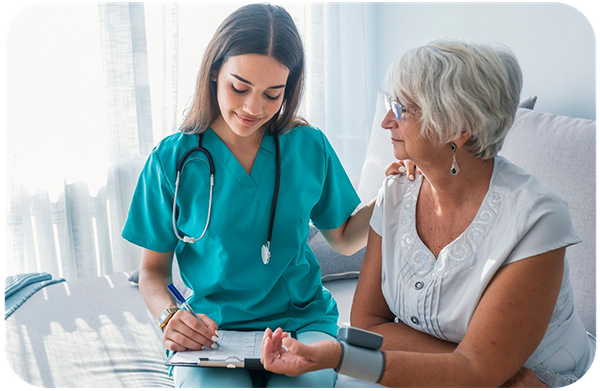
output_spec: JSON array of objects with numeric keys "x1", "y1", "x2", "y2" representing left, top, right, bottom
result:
[{"x1": 165, "y1": 330, "x2": 294, "y2": 370}]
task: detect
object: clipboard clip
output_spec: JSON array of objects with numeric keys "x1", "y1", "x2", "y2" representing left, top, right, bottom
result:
[{"x1": 198, "y1": 357, "x2": 245, "y2": 369}]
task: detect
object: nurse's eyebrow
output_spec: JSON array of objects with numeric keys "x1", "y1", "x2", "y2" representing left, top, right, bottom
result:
[{"x1": 231, "y1": 73, "x2": 286, "y2": 89}]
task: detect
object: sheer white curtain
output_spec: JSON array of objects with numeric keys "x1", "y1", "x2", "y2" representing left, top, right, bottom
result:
[
  {"x1": 6, "y1": 2, "x2": 377, "y2": 281},
  {"x1": 6, "y1": 3, "x2": 162, "y2": 280},
  {"x1": 297, "y1": 2, "x2": 379, "y2": 184}
]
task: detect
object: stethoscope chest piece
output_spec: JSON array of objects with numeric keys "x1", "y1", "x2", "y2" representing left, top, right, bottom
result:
[{"x1": 261, "y1": 242, "x2": 271, "y2": 265}]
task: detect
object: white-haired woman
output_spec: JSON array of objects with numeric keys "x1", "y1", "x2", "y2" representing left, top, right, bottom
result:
[{"x1": 261, "y1": 40, "x2": 595, "y2": 387}]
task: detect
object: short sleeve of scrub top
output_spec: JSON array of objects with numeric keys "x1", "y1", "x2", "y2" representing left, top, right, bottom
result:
[
  {"x1": 310, "y1": 132, "x2": 361, "y2": 230},
  {"x1": 122, "y1": 149, "x2": 178, "y2": 253}
]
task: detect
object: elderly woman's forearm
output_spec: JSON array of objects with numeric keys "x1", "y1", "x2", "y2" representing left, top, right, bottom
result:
[{"x1": 364, "y1": 321, "x2": 457, "y2": 353}]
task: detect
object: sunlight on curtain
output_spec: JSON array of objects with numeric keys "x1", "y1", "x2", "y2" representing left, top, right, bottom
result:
[
  {"x1": 6, "y1": 2, "x2": 376, "y2": 281},
  {"x1": 7, "y1": 4, "x2": 109, "y2": 279}
]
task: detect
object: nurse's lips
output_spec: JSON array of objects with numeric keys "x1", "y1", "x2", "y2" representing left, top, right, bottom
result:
[{"x1": 236, "y1": 113, "x2": 261, "y2": 126}]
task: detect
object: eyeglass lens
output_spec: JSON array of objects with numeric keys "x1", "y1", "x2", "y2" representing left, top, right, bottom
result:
[{"x1": 384, "y1": 95, "x2": 403, "y2": 121}]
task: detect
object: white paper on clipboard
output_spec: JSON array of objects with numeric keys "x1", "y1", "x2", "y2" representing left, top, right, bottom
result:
[{"x1": 166, "y1": 330, "x2": 267, "y2": 369}]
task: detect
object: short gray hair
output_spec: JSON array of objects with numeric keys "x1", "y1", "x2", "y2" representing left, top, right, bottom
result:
[{"x1": 385, "y1": 39, "x2": 523, "y2": 159}]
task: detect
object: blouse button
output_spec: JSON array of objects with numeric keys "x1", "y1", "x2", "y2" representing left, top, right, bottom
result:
[
  {"x1": 414, "y1": 281, "x2": 424, "y2": 290},
  {"x1": 410, "y1": 316, "x2": 419, "y2": 325}
]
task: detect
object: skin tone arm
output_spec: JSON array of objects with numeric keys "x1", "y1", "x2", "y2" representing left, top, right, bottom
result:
[
  {"x1": 262, "y1": 229, "x2": 564, "y2": 387},
  {"x1": 139, "y1": 248, "x2": 219, "y2": 352},
  {"x1": 320, "y1": 161, "x2": 418, "y2": 256}
]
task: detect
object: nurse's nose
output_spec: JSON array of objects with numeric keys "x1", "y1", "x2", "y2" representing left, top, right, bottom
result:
[
  {"x1": 243, "y1": 93, "x2": 263, "y2": 116},
  {"x1": 381, "y1": 108, "x2": 398, "y2": 131}
]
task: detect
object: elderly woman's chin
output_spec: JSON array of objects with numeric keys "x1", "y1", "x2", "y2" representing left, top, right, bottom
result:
[{"x1": 392, "y1": 142, "x2": 408, "y2": 160}]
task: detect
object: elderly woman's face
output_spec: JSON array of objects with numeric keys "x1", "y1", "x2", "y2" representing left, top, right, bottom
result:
[{"x1": 381, "y1": 106, "x2": 441, "y2": 164}]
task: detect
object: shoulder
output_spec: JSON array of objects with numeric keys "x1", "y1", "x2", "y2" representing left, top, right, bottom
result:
[
  {"x1": 281, "y1": 125, "x2": 326, "y2": 144},
  {"x1": 280, "y1": 126, "x2": 334, "y2": 158},
  {"x1": 376, "y1": 173, "x2": 416, "y2": 209},
  {"x1": 150, "y1": 132, "x2": 199, "y2": 170},
  {"x1": 492, "y1": 156, "x2": 569, "y2": 212}
]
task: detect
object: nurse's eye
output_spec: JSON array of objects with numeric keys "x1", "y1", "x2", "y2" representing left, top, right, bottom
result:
[
  {"x1": 264, "y1": 93, "x2": 281, "y2": 101},
  {"x1": 230, "y1": 85, "x2": 248, "y2": 94}
]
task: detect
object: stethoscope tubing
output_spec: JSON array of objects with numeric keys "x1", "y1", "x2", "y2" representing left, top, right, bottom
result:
[{"x1": 172, "y1": 131, "x2": 280, "y2": 265}]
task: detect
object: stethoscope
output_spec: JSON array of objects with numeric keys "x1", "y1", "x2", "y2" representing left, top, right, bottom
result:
[{"x1": 172, "y1": 131, "x2": 281, "y2": 265}]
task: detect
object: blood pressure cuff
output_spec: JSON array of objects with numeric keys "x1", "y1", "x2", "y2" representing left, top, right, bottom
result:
[{"x1": 335, "y1": 341, "x2": 386, "y2": 384}]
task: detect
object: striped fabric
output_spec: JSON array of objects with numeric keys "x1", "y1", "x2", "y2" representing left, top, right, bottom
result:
[{"x1": 5, "y1": 272, "x2": 65, "y2": 319}]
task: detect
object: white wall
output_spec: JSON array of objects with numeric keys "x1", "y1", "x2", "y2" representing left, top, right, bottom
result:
[{"x1": 375, "y1": 3, "x2": 595, "y2": 120}]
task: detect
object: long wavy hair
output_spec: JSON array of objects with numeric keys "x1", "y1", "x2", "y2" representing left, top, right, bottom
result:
[{"x1": 180, "y1": 3, "x2": 308, "y2": 135}]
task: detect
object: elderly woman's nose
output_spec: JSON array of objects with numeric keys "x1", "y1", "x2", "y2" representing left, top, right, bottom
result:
[{"x1": 381, "y1": 108, "x2": 397, "y2": 129}]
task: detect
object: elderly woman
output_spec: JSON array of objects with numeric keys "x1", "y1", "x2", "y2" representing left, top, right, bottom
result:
[{"x1": 261, "y1": 40, "x2": 595, "y2": 387}]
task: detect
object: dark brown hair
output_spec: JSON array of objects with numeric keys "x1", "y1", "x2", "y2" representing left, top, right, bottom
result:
[{"x1": 180, "y1": 3, "x2": 308, "y2": 135}]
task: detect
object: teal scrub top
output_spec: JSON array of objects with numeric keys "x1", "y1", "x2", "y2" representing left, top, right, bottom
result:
[{"x1": 122, "y1": 126, "x2": 360, "y2": 337}]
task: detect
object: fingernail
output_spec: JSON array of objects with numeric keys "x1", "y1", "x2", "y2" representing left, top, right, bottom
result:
[
  {"x1": 398, "y1": 166, "x2": 406, "y2": 173},
  {"x1": 409, "y1": 174, "x2": 414, "y2": 181},
  {"x1": 212, "y1": 336, "x2": 219, "y2": 342},
  {"x1": 215, "y1": 330, "x2": 219, "y2": 337},
  {"x1": 282, "y1": 338, "x2": 291, "y2": 350},
  {"x1": 211, "y1": 343, "x2": 218, "y2": 349}
]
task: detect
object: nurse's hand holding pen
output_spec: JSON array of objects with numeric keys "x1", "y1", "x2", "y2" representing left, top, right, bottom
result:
[
  {"x1": 137, "y1": 249, "x2": 220, "y2": 353},
  {"x1": 162, "y1": 309, "x2": 220, "y2": 352},
  {"x1": 163, "y1": 284, "x2": 221, "y2": 352}
]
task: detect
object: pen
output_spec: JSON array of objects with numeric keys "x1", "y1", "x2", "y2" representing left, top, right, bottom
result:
[{"x1": 166, "y1": 284, "x2": 221, "y2": 349}]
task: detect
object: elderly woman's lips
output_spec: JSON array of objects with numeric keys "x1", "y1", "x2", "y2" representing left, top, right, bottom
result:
[{"x1": 391, "y1": 138, "x2": 404, "y2": 143}]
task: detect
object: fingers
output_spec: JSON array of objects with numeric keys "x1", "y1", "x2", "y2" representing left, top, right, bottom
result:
[
  {"x1": 404, "y1": 160, "x2": 417, "y2": 181},
  {"x1": 385, "y1": 161, "x2": 404, "y2": 176},
  {"x1": 163, "y1": 311, "x2": 219, "y2": 351},
  {"x1": 385, "y1": 160, "x2": 420, "y2": 180},
  {"x1": 198, "y1": 313, "x2": 220, "y2": 340}
]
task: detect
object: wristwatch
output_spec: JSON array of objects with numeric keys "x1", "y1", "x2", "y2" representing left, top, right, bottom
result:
[{"x1": 157, "y1": 307, "x2": 179, "y2": 331}]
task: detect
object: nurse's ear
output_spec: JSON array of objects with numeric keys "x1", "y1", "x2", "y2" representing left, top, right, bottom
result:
[{"x1": 211, "y1": 70, "x2": 218, "y2": 83}]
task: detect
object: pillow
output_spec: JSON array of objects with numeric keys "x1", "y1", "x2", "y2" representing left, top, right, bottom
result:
[
  {"x1": 518, "y1": 96, "x2": 538, "y2": 110},
  {"x1": 356, "y1": 91, "x2": 396, "y2": 205},
  {"x1": 307, "y1": 228, "x2": 364, "y2": 282},
  {"x1": 128, "y1": 257, "x2": 192, "y2": 299}
]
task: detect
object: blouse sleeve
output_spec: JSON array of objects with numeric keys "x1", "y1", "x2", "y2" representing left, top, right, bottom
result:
[
  {"x1": 121, "y1": 150, "x2": 179, "y2": 253},
  {"x1": 369, "y1": 181, "x2": 386, "y2": 237},
  {"x1": 504, "y1": 193, "x2": 582, "y2": 266},
  {"x1": 309, "y1": 132, "x2": 361, "y2": 230}
]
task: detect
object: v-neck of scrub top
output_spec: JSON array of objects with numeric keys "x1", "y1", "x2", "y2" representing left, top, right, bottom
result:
[{"x1": 202, "y1": 128, "x2": 275, "y2": 201}]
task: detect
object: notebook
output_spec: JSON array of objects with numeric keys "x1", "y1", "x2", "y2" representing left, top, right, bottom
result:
[{"x1": 166, "y1": 330, "x2": 288, "y2": 369}]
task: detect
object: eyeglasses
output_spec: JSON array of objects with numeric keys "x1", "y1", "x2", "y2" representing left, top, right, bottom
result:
[{"x1": 383, "y1": 93, "x2": 417, "y2": 122}]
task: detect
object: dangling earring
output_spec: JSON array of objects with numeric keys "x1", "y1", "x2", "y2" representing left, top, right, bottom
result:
[{"x1": 450, "y1": 143, "x2": 460, "y2": 176}]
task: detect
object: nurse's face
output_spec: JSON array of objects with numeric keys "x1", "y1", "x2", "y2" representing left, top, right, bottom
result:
[{"x1": 215, "y1": 54, "x2": 289, "y2": 139}]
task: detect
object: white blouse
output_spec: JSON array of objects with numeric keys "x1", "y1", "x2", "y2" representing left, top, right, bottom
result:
[{"x1": 370, "y1": 156, "x2": 594, "y2": 384}]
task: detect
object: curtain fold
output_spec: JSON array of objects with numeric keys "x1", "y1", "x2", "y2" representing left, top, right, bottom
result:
[
  {"x1": 301, "y1": 2, "x2": 379, "y2": 184},
  {"x1": 7, "y1": 3, "x2": 157, "y2": 280},
  {"x1": 7, "y1": 3, "x2": 373, "y2": 281}
]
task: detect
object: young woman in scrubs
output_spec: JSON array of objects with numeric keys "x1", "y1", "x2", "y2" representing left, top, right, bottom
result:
[{"x1": 122, "y1": 3, "x2": 389, "y2": 388}]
